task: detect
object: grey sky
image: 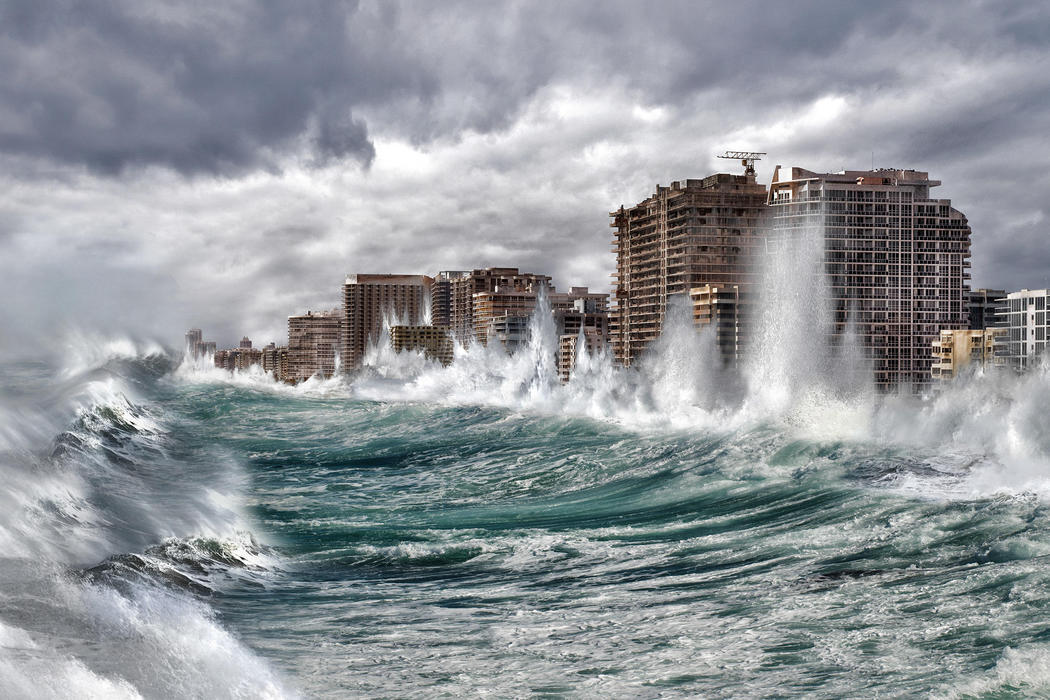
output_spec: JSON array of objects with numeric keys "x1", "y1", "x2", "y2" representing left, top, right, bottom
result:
[{"x1": 1, "y1": 0, "x2": 1048, "y2": 355}]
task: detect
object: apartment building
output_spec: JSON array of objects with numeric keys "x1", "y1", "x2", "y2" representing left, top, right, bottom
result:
[
  {"x1": 288, "y1": 309, "x2": 342, "y2": 381},
  {"x1": 767, "y1": 166, "x2": 972, "y2": 391},
  {"x1": 391, "y1": 325, "x2": 454, "y2": 365},
  {"x1": 448, "y1": 268, "x2": 551, "y2": 344},
  {"x1": 342, "y1": 274, "x2": 431, "y2": 371},
  {"x1": 931, "y1": 328, "x2": 1004, "y2": 381},
  {"x1": 997, "y1": 289, "x2": 1050, "y2": 371},
  {"x1": 611, "y1": 173, "x2": 768, "y2": 367},
  {"x1": 689, "y1": 284, "x2": 749, "y2": 367},
  {"x1": 967, "y1": 288, "x2": 1007, "y2": 330}
]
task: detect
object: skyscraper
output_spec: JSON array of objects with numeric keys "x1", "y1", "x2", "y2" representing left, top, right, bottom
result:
[
  {"x1": 767, "y1": 167, "x2": 972, "y2": 390},
  {"x1": 288, "y1": 309, "x2": 342, "y2": 381},
  {"x1": 611, "y1": 173, "x2": 768, "y2": 367},
  {"x1": 341, "y1": 274, "x2": 432, "y2": 371}
]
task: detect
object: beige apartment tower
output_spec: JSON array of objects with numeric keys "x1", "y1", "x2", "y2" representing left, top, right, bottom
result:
[
  {"x1": 287, "y1": 309, "x2": 342, "y2": 382},
  {"x1": 931, "y1": 328, "x2": 1004, "y2": 382},
  {"x1": 611, "y1": 173, "x2": 768, "y2": 367},
  {"x1": 767, "y1": 167, "x2": 972, "y2": 391},
  {"x1": 342, "y1": 274, "x2": 432, "y2": 371}
]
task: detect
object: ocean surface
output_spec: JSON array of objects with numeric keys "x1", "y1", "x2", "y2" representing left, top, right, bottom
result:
[{"x1": 3, "y1": 310, "x2": 1050, "y2": 699}]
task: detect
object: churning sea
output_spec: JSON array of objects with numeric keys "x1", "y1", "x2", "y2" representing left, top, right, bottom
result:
[{"x1": 3, "y1": 308, "x2": 1050, "y2": 699}]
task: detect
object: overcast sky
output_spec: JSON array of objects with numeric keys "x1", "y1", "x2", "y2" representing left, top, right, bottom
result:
[{"x1": 2, "y1": 0, "x2": 1049, "y2": 355}]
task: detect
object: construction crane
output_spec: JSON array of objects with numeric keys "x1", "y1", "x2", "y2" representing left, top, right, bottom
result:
[{"x1": 717, "y1": 150, "x2": 765, "y2": 177}]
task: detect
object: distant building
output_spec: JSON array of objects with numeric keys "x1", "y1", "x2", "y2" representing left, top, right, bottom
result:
[
  {"x1": 611, "y1": 173, "x2": 768, "y2": 367},
  {"x1": 184, "y1": 329, "x2": 215, "y2": 359},
  {"x1": 474, "y1": 285, "x2": 608, "y2": 352},
  {"x1": 431, "y1": 271, "x2": 468, "y2": 329},
  {"x1": 931, "y1": 328, "x2": 1004, "y2": 381},
  {"x1": 473, "y1": 288, "x2": 546, "y2": 347},
  {"x1": 342, "y1": 274, "x2": 431, "y2": 371},
  {"x1": 997, "y1": 289, "x2": 1050, "y2": 371},
  {"x1": 968, "y1": 288, "x2": 1006, "y2": 330},
  {"x1": 213, "y1": 347, "x2": 261, "y2": 371},
  {"x1": 390, "y1": 325, "x2": 454, "y2": 365},
  {"x1": 261, "y1": 342, "x2": 288, "y2": 381},
  {"x1": 449, "y1": 268, "x2": 551, "y2": 344},
  {"x1": 558, "y1": 329, "x2": 606, "y2": 382},
  {"x1": 185, "y1": 329, "x2": 202, "y2": 354},
  {"x1": 767, "y1": 166, "x2": 972, "y2": 391},
  {"x1": 288, "y1": 310, "x2": 342, "y2": 382},
  {"x1": 239, "y1": 337, "x2": 253, "y2": 349},
  {"x1": 689, "y1": 284, "x2": 749, "y2": 367}
]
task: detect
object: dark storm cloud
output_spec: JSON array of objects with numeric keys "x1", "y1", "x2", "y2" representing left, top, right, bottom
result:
[
  {"x1": 0, "y1": 0, "x2": 395, "y2": 174},
  {"x1": 2, "y1": 1, "x2": 1050, "y2": 354}
]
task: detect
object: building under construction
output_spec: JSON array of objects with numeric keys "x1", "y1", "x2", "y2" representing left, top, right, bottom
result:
[
  {"x1": 767, "y1": 166, "x2": 972, "y2": 390},
  {"x1": 611, "y1": 169, "x2": 768, "y2": 367}
]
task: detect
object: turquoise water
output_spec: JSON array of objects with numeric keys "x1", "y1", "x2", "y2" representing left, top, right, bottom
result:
[{"x1": 4, "y1": 340, "x2": 1050, "y2": 698}]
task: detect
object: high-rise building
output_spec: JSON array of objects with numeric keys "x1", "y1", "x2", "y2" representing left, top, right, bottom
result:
[
  {"x1": 931, "y1": 328, "x2": 1004, "y2": 381},
  {"x1": 767, "y1": 167, "x2": 972, "y2": 391},
  {"x1": 611, "y1": 173, "x2": 768, "y2": 367},
  {"x1": 431, "y1": 271, "x2": 468, "y2": 329},
  {"x1": 689, "y1": 284, "x2": 749, "y2": 367},
  {"x1": 185, "y1": 329, "x2": 202, "y2": 354},
  {"x1": 997, "y1": 289, "x2": 1050, "y2": 371},
  {"x1": 287, "y1": 309, "x2": 342, "y2": 382},
  {"x1": 448, "y1": 268, "x2": 551, "y2": 344},
  {"x1": 968, "y1": 288, "x2": 1007, "y2": 330},
  {"x1": 239, "y1": 337, "x2": 253, "y2": 349},
  {"x1": 342, "y1": 275, "x2": 431, "y2": 371},
  {"x1": 390, "y1": 325, "x2": 454, "y2": 365}
]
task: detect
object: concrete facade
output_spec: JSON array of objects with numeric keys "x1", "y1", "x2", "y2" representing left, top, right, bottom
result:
[
  {"x1": 998, "y1": 289, "x2": 1050, "y2": 371},
  {"x1": 611, "y1": 173, "x2": 768, "y2": 367},
  {"x1": 931, "y1": 328, "x2": 1004, "y2": 381},
  {"x1": 767, "y1": 167, "x2": 972, "y2": 391},
  {"x1": 968, "y1": 288, "x2": 1007, "y2": 330},
  {"x1": 342, "y1": 274, "x2": 431, "y2": 371},
  {"x1": 689, "y1": 284, "x2": 749, "y2": 366},
  {"x1": 449, "y1": 268, "x2": 551, "y2": 344},
  {"x1": 288, "y1": 309, "x2": 342, "y2": 381},
  {"x1": 391, "y1": 325, "x2": 454, "y2": 365}
]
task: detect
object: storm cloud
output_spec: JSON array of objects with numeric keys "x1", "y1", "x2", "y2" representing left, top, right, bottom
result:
[{"x1": 1, "y1": 1, "x2": 1049, "y2": 355}]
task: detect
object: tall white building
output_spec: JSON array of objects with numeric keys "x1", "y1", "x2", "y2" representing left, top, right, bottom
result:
[{"x1": 998, "y1": 289, "x2": 1050, "y2": 371}]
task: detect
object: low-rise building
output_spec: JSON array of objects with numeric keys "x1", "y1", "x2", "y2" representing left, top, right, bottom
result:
[
  {"x1": 997, "y1": 289, "x2": 1050, "y2": 371},
  {"x1": 558, "y1": 329, "x2": 606, "y2": 382},
  {"x1": 390, "y1": 325, "x2": 454, "y2": 365},
  {"x1": 931, "y1": 328, "x2": 1005, "y2": 381}
]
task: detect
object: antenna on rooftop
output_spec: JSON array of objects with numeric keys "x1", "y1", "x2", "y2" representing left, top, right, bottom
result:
[{"x1": 718, "y1": 150, "x2": 766, "y2": 177}]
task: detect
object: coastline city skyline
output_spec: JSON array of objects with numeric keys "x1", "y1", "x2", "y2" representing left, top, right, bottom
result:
[{"x1": 190, "y1": 155, "x2": 1044, "y2": 391}]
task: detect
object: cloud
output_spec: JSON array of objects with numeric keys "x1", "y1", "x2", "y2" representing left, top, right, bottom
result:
[{"x1": 2, "y1": 1, "x2": 1050, "y2": 356}]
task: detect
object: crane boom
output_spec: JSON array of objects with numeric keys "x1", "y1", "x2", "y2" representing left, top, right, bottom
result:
[{"x1": 717, "y1": 150, "x2": 765, "y2": 177}]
